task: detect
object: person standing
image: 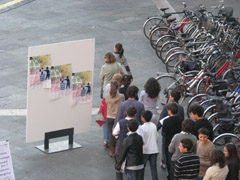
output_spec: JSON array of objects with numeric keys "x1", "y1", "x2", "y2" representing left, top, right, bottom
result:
[
  {"x1": 139, "y1": 78, "x2": 161, "y2": 125},
  {"x1": 141, "y1": 110, "x2": 159, "y2": 180},
  {"x1": 203, "y1": 149, "x2": 229, "y2": 180},
  {"x1": 189, "y1": 104, "x2": 213, "y2": 141},
  {"x1": 174, "y1": 139, "x2": 200, "y2": 180},
  {"x1": 113, "y1": 43, "x2": 133, "y2": 80},
  {"x1": 115, "y1": 119, "x2": 144, "y2": 180},
  {"x1": 196, "y1": 128, "x2": 215, "y2": 179},
  {"x1": 114, "y1": 85, "x2": 144, "y2": 126},
  {"x1": 105, "y1": 80, "x2": 125, "y2": 157},
  {"x1": 224, "y1": 143, "x2": 240, "y2": 180}
]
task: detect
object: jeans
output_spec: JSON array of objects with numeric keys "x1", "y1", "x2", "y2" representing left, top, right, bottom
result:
[
  {"x1": 125, "y1": 169, "x2": 144, "y2": 180},
  {"x1": 161, "y1": 136, "x2": 166, "y2": 164},
  {"x1": 103, "y1": 121, "x2": 109, "y2": 143},
  {"x1": 143, "y1": 154, "x2": 158, "y2": 180}
]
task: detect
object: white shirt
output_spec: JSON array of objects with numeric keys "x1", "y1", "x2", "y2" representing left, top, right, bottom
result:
[
  {"x1": 113, "y1": 117, "x2": 142, "y2": 136},
  {"x1": 140, "y1": 122, "x2": 159, "y2": 154}
]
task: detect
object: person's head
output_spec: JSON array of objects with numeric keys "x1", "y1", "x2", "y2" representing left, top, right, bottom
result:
[
  {"x1": 144, "y1": 78, "x2": 161, "y2": 99},
  {"x1": 127, "y1": 119, "x2": 139, "y2": 132},
  {"x1": 198, "y1": 128, "x2": 209, "y2": 144},
  {"x1": 169, "y1": 89, "x2": 181, "y2": 103},
  {"x1": 210, "y1": 149, "x2": 226, "y2": 168},
  {"x1": 167, "y1": 102, "x2": 178, "y2": 116},
  {"x1": 179, "y1": 139, "x2": 193, "y2": 153},
  {"x1": 121, "y1": 75, "x2": 132, "y2": 87},
  {"x1": 112, "y1": 73, "x2": 122, "y2": 87},
  {"x1": 114, "y1": 43, "x2": 124, "y2": 58},
  {"x1": 189, "y1": 104, "x2": 204, "y2": 120},
  {"x1": 109, "y1": 80, "x2": 119, "y2": 98},
  {"x1": 182, "y1": 119, "x2": 194, "y2": 133},
  {"x1": 141, "y1": 110, "x2": 153, "y2": 123},
  {"x1": 224, "y1": 143, "x2": 240, "y2": 162},
  {"x1": 126, "y1": 85, "x2": 139, "y2": 99},
  {"x1": 104, "y1": 52, "x2": 116, "y2": 64},
  {"x1": 126, "y1": 105, "x2": 137, "y2": 118}
]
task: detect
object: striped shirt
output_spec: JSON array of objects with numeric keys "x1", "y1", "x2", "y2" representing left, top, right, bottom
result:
[{"x1": 174, "y1": 152, "x2": 200, "y2": 180}]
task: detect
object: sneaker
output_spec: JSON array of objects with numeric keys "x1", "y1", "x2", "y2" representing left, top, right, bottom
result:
[
  {"x1": 161, "y1": 163, "x2": 166, "y2": 169},
  {"x1": 104, "y1": 142, "x2": 109, "y2": 148}
]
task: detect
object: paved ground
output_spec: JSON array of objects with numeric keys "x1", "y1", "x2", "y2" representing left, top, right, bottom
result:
[{"x1": 0, "y1": 0, "x2": 239, "y2": 179}]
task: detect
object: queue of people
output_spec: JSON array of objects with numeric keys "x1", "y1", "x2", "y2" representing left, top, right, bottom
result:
[{"x1": 99, "y1": 43, "x2": 240, "y2": 180}]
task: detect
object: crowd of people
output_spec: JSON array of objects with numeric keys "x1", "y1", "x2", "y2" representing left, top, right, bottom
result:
[{"x1": 98, "y1": 43, "x2": 240, "y2": 180}]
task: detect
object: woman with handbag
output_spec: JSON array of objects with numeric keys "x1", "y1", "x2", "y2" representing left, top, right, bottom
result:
[{"x1": 105, "y1": 80, "x2": 125, "y2": 157}]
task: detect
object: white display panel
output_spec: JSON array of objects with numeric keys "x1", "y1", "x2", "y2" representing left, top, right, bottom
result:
[{"x1": 26, "y1": 39, "x2": 95, "y2": 142}]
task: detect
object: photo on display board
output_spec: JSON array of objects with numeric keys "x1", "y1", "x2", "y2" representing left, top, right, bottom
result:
[
  {"x1": 72, "y1": 70, "x2": 92, "y2": 105},
  {"x1": 39, "y1": 54, "x2": 52, "y2": 88},
  {"x1": 51, "y1": 64, "x2": 72, "y2": 99},
  {"x1": 29, "y1": 56, "x2": 41, "y2": 89}
]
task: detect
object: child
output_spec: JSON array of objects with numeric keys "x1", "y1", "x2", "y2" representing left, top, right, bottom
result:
[
  {"x1": 196, "y1": 128, "x2": 215, "y2": 179},
  {"x1": 115, "y1": 119, "x2": 144, "y2": 180},
  {"x1": 141, "y1": 110, "x2": 159, "y2": 180},
  {"x1": 174, "y1": 139, "x2": 200, "y2": 180}
]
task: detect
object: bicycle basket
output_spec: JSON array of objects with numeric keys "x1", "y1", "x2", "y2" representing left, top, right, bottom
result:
[
  {"x1": 218, "y1": 119, "x2": 235, "y2": 134},
  {"x1": 211, "y1": 80, "x2": 228, "y2": 96},
  {"x1": 180, "y1": 61, "x2": 200, "y2": 73},
  {"x1": 218, "y1": 7, "x2": 233, "y2": 19}
]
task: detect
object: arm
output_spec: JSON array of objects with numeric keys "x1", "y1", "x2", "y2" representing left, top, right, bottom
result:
[
  {"x1": 174, "y1": 159, "x2": 182, "y2": 179},
  {"x1": 114, "y1": 103, "x2": 124, "y2": 127},
  {"x1": 99, "y1": 66, "x2": 105, "y2": 80},
  {"x1": 112, "y1": 123, "x2": 120, "y2": 136},
  {"x1": 159, "y1": 105, "x2": 168, "y2": 120},
  {"x1": 121, "y1": 57, "x2": 133, "y2": 79},
  {"x1": 168, "y1": 135, "x2": 176, "y2": 153},
  {"x1": 139, "y1": 90, "x2": 144, "y2": 103},
  {"x1": 203, "y1": 168, "x2": 212, "y2": 180},
  {"x1": 115, "y1": 139, "x2": 129, "y2": 170}
]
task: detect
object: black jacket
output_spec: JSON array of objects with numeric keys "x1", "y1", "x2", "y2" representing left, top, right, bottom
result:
[
  {"x1": 226, "y1": 159, "x2": 240, "y2": 180},
  {"x1": 115, "y1": 133, "x2": 143, "y2": 170},
  {"x1": 194, "y1": 118, "x2": 213, "y2": 141}
]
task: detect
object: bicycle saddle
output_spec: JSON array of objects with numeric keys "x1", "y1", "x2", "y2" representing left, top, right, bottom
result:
[
  {"x1": 167, "y1": 18, "x2": 176, "y2": 23},
  {"x1": 160, "y1": 8, "x2": 169, "y2": 12}
]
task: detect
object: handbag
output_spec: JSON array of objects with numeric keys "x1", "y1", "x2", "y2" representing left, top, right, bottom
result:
[{"x1": 96, "y1": 112, "x2": 105, "y2": 127}]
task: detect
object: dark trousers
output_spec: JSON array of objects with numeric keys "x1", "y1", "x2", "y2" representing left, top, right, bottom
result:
[
  {"x1": 125, "y1": 169, "x2": 144, "y2": 180},
  {"x1": 116, "y1": 172, "x2": 123, "y2": 180},
  {"x1": 107, "y1": 118, "x2": 115, "y2": 146},
  {"x1": 143, "y1": 154, "x2": 158, "y2": 180},
  {"x1": 165, "y1": 146, "x2": 172, "y2": 180},
  {"x1": 170, "y1": 161, "x2": 175, "y2": 180}
]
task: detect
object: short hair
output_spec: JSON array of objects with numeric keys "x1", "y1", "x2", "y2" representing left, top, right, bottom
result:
[
  {"x1": 189, "y1": 104, "x2": 204, "y2": 117},
  {"x1": 110, "y1": 80, "x2": 119, "y2": 98},
  {"x1": 104, "y1": 52, "x2": 116, "y2": 64},
  {"x1": 180, "y1": 139, "x2": 193, "y2": 152},
  {"x1": 198, "y1": 127, "x2": 209, "y2": 136},
  {"x1": 126, "y1": 85, "x2": 139, "y2": 98},
  {"x1": 210, "y1": 149, "x2": 226, "y2": 168},
  {"x1": 182, "y1": 119, "x2": 194, "y2": 133},
  {"x1": 127, "y1": 119, "x2": 139, "y2": 132},
  {"x1": 167, "y1": 102, "x2": 178, "y2": 115},
  {"x1": 144, "y1": 78, "x2": 161, "y2": 99},
  {"x1": 121, "y1": 75, "x2": 131, "y2": 86},
  {"x1": 142, "y1": 110, "x2": 153, "y2": 122},
  {"x1": 126, "y1": 105, "x2": 137, "y2": 117},
  {"x1": 170, "y1": 89, "x2": 181, "y2": 103}
]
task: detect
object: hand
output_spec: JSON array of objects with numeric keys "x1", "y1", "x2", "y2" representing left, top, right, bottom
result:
[{"x1": 116, "y1": 170, "x2": 121, "y2": 173}]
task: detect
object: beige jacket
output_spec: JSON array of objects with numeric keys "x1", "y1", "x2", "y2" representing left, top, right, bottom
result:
[
  {"x1": 105, "y1": 93, "x2": 125, "y2": 118},
  {"x1": 99, "y1": 62, "x2": 125, "y2": 88}
]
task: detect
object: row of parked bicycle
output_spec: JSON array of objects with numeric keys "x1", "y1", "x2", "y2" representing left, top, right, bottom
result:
[{"x1": 143, "y1": 2, "x2": 240, "y2": 151}]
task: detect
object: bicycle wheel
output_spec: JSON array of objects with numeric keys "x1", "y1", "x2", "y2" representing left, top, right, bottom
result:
[
  {"x1": 213, "y1": 133, "x2": 240, "y2": 151},
  {"x1": 165, "y1": 52, "x2": 189, "y2": 73},
  {"x1": 222, "y1": 68, "x2": 240, "y2": 90},
  {"x1": 187, "y1": 94, "x2": 209, "y2": 118},
  {"x1": 150, "y1": 27, "x2": 173, "y2": 49},
  {"x1": 196, "y1": 78, "x2": 214, "y2": 94},
  {"x1": 164, "y1": 46, "x2": 183, "y2": 64},
  {"x1": 157, "y1": 40, "x2": 180, "y2": 63},
  {"x1": 213, "y1": 124, "x2": 221, "y2": 139},
  {"x1": 208, "y1": 112, "x2": 223, "y2": 128},
  {"x1": 203, "y1": 104, "x2": 217, "y2": 119},
  {"x1": 143, "y1": 17, "x2": 165, "y2": 39},
  {"x1": 156, "y1": 75, "x2": 177, "y2": 105}
]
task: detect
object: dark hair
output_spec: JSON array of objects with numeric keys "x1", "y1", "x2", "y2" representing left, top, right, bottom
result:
[
  {"x1": 198, "y1": 127, "x2": 209, "y2": 136},
  {"x1": 110, "y1": 80, "x2": 119, "y2": 98},
  {"x1": 126, "y1": 85, "x2": 139, "y2": 98},
  {"x1": 142, "y1": 110, "x2": 153, "y2": 122},
  {"x1": 167, "y1": 102, "x2": 178, "y2": 115},
  {"x1": 127, "y1": 119, "x2": 139, "y2": 132},
  {"x1": 181, "y1": 139, "x2": 193, "y2": 152},
  {"x1": 121, "y1": 75, "x2": 131, "y2": 86},
  {"x1": 210, "y1": 149, "x2": 226, "y2": 168},
  {"x1": 126, "y1": 105, "x2": 137, "y2": 117},
  {"x1": 105, "y1": 52, "x2": 116, "y2": 63},
  {"x1": 189, "y1": 104, "x2": 204, "y2": 117},
  {"x1": 115, "y1": 43, "x2": 124, "y2": 58},
  {"x1": 171, "y1": 89, "x2": 181, "y2": 103},
  {"x1": 144, "y1": 78, "x2": 161, "y2": 99},
  {"x1": 225, "y1": 143, "x2": 240, "y2": 164},
  {"x1": 182, "y1": 119, "x2": 194, "y2": 133}
]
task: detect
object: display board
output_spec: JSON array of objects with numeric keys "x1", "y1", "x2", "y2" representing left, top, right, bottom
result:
[
  {"x1": 26, "y1": 39, "x2": 95, "y2": 142},
  {"x1": 0, "y1": 141, "x2": 15, "y2": 180}
]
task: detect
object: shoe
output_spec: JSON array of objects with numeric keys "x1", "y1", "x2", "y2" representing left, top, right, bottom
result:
[
  {"x1": 161, "y1": 163, "x2": 166, "y2": 169},
  {"x1": 104, "y1": 142, "x2": 109, "y2": 148},
  {"x1": 109, "y1": 151, "x2": 115, "y2": 158}
]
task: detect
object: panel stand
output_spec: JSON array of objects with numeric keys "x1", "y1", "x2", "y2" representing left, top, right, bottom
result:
[{"x1": 35, "y1": 128, "x2": 82, "y2": 154}]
